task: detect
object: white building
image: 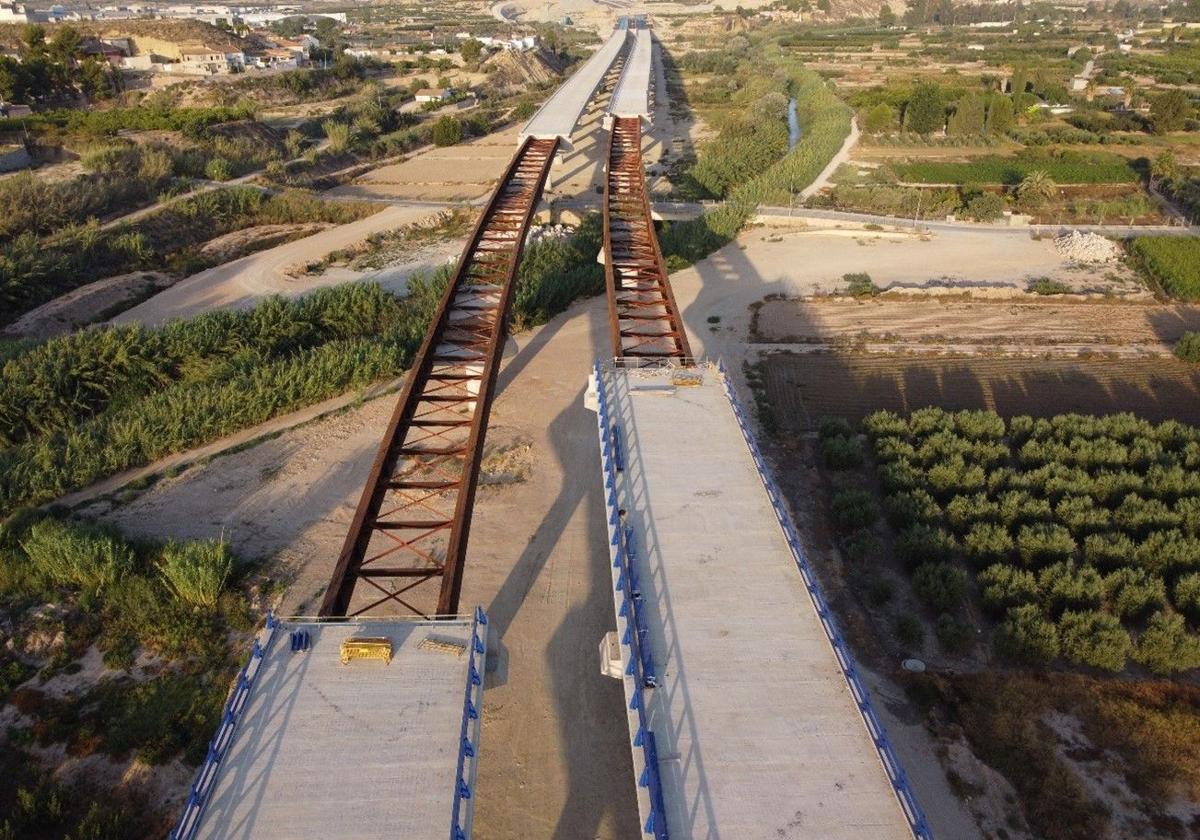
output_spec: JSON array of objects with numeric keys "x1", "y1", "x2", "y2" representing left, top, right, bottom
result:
[{"x1": 0, "y1": 2, "x2": 33, "y2": 22}]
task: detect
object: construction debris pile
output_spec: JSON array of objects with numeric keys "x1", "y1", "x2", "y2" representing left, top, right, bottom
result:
[{"x1": 1054, "y1": 230, "x2": 1122, "y2": 264}]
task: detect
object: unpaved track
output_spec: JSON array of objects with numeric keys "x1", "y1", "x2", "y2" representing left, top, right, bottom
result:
[
  {"x1": 754, "y1": 298, "x2": 1200, "y2": 352},
  {"x1": 112, "y1": 204, "x2": 450, "y2": 327}
]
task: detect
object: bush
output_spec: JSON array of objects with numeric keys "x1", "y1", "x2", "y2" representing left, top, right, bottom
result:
[
  {"x1": 966, "y1": 192, "x2": 1006, "y2": 222},
  {"x1": 1104, "y1": 568, "x2": 1166, "y2": 619},
  {"x1": 156, "y1": 539, "x2": 233, "y2": 609},
  {"x1": 830, "y1": 488, "x2": 877, "y2": 532},
  {"x1": 978, "y1": 563, "x2": 1039, "y2": 612},
  {"x1": 1132, "y1": 611, "x2": 1200, "y2": 674},
  {"x1": 819, "y1": 416, "x2": 854, "y2": 440},
  {"x1": 20, "y1": 519, "x2": 133, "y2": 592},
  {"x1": 204, "y1": 156, "x2": 234, "y2": 181},
  {"x1": 431, "y1": 115, "x2": 463, "y2": 147},
  {"x1": 1174, "y1": 572, "x2": 1200, "y2": 621},
  {"x1": 963, "y1": 522, "x2": 1015, "y2": 567},
  {"x1": 820, "y1": 436, "x2": 863, "y2": 469},
  {"x1": 935, "y1": 613, "x2": 973, "y2": 653},
  {"x1": 885, "y1": 489, "x2": 941, "y2": 528},
  {"x1": 1176, "y1": 332, "x2": 1200, "y2": 364},
  {"x1": 895, "y1": 524, "x2": 958, "y2": 568},
  {"x1": 895, "y1": 613, "x2": 924, "y2": 647},
  {"x1": 841, "y1": 528, "x2": 881, "y2": 563},
  {"x1": 844, "y1": 272, "x2": 880, "y2": 297},
  {"x1": 1017, "y1": 523, "x2": 1077, "y2": 567},
  {"x1": 1058, "y1": 609, "x2": 1131, "y2": 671},
  {"x1": 913, "y1": 562, "x2": 967, "y2": 612},
  {"x1": 995, "y1": 604, "x2": 1060, "y2": 664},
  {"x1": 1038, "y1": 561, "x2": 1104, "y2": 616}
]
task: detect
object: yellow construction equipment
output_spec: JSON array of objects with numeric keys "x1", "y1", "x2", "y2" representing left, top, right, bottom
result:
[{"x1": 339, "y1": 636, "x2": 393, "y2": 665}]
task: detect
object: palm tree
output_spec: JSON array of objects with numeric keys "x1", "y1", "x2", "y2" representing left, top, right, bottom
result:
[{"x1": 1017, "y1": 169, "x2": 1058, "y2": 209}]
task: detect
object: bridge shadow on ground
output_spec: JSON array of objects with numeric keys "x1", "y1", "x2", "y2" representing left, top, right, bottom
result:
[{"x1": 469, "y1": 296, "x2": 639, "y2": 840}]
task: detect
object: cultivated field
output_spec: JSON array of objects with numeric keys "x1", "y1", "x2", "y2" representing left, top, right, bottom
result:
[{"x1": 759, "y1": 354, "x2": 1200, "y2": 429}]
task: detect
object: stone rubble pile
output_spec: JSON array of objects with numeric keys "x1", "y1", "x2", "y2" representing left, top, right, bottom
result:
[{"x1": 1054, "y1": 230, "x2": 1121, "y2": 264}]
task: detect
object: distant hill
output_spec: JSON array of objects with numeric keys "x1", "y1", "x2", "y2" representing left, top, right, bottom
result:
[{"x1": 0, "y1": 19, "x2": 243, "y2": 57}]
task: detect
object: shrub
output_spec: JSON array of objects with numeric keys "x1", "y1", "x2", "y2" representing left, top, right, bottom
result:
[
  {"x1": 1016, "y1": 523, "x2": 1077, "y2": 567},
  {"x1": 1055, "y1": 495, "x2": 1113, "y2": 537},
  {"x1": 866, "y1": 576, "x2": 895, "y2": 606},
  {"x1": 925, "y1": 456, "x2": 986, "y2": 500},
  {"x1": 995, "y1": 604, "x2": 1060, "y2": 664},
  {"x1": 946, "y1": 493, "x2": 1001, "y2": 533},
  {"x1": 431, "y1": 115, "x2": 463, "y2": 147},
  {"x1": 978, "y1": 563, "x2": 1039, "y2": 612},
  {"x1": 998, "y1": 490, "x2": 1053, "y2": 528},
  {"x1": 872, "y1": 435, "x2": 916, "y2": 463},
  {"x1": 1132, "y1": 611, "x2": 1200, "y2": 674},
  {"x1": 1104, "y1": 568, "x2": 1166, "y2": 619},
  {"x1": 964, "y1": 523, "x2": 1016, "y2": 568},
  {"x1": 818, "y1": 416, "x2": 855, "y2": 440},
  {"x1": 322, "y1": 119, "x2": 353, "y2": 152},
  {"x1": 862, "y1": 410, "x2": 909, "y2": 439},
  {"x1": 844, "y1": 272, "x2": 879, "y2": 297},
  {"x1": 1083, "y1": 532, "x2": 1137, "y2": 571},
  {"x1": 821, "y1": 436, "x2": 863, "y2": 469},
  {"x1": 966, "y1": 192, "x2": 1006, "y2": 222},
  {"x1": 1058, "y1": 609, "x2": 1131, "y2": 671},
  {"x1": 830, "y1": 488, "x2": 877, "y2": 532},
  {"x1": 935, "y1": 612, "x2": 974, "y2": 653},
  {"x1": 895, "y1": 524, "x2": 958, "y2": 568},
  {"x1": 1038, "y1": 561, "x2": 1104, "y2": 615},
  {"x1": 841, "y1": 528, "x2": 881, "y2": 564},
  {"x1": 1174, "y1": 572, "x2": 1200, "y2": 621},
  {"x1": 20, "y1": 519, "x2": 133, "y2": 592},
  {"x1": 1133, "y1": 529, "x2": 1200, "y2": 575},
  {"x1": 878, "y1": 459, "x2": 924, "y2": 493},
  {"x1": 884, "y1": 489, "x2": 941, "y2": 528},
  {"x1": 1026, "y1": 277, "x2": 1072, "y2": 295},
  {"x1": 156, "y1": 539, "x2": 233, "y2": 609},
  {"x1": 913, "y1": 562, "x2": 967, "y2": 612},
  {"x1": 895, "y1": 613, "x2": 924, "y2": 647},
  {"x1": 204, "y1": 156, "x2": 233, "y2": 181},
  {"x1": 1176, "y1": 332, "x2": 1200, "y2": 364}
]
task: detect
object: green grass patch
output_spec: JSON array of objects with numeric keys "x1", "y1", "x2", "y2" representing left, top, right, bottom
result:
[
  {"x1": 1131, "y1": 237, "x2": 1200, "y2": 301},
  {"x1": 895, "y1": 149, "x2": 1142, "y2": 185}
]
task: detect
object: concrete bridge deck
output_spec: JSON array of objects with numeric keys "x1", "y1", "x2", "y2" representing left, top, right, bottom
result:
[
  {"x1": 608, "y1": 25, "x2": 653, "y2": 120},
  {"x1": 519, "y1": 27, "x2": 630, "y2": 149},
  {"x1": 590, "y1": 362, "x2": 929, "y2": 839}
]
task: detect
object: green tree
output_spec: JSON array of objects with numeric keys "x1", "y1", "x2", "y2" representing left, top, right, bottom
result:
[
  {"x1": 1132, "y1": 611, "x2": 1200, "y2": 674},
  {"x1": 314, "y1": 16, "x2": 340, "y2": 49},
  {"x1": 1151, "y1": 89, "x2": 1190, "y2": 134},
  {"x1": 863, "y1": 102, "x2": 895, "y2": 133},
  {"x1": 1058, "y1": 609, "x2": 1131, "y2": 671},
  {"x1": 984, "y1": 95, "x2": 1015, "y2": 134},
  {"x1": 431, "y1": 115, "x2": 463, "y2": 147},
  {"x1": 1151, "y1": 149, "x2": 1179, "y2": 184},
  {"x1": 1016, "y1": 170, "x2": 1058, "y2": 209},
  {"x1": 912, "y1": 561, "x2": 967, "y2": 612},
  {"x1": 878, "y1": 3, "x2": 896, "y2": 25},
  {"x1": 903, "y1": 82, "x2": 944, "y2": 135},
  {"x1": 947, "y1": 94, "x2": 986, "y2": 136},
  {"x1": 460, "y1": 38, "x2": 484, "y2": 63},
  {"x1": 996, "y1": 603, "x2": 1060, "y2": 663}
]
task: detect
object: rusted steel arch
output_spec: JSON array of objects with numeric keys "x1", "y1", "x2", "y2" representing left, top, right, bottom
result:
[
  {"x1": 319, "y1": 137, "x2": 559, "y2": 619},
  {"x1": 603, "y1": 116, "x2": 692, "y2": 363}
]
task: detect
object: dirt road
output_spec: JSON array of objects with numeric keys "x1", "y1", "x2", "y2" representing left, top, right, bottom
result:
[
  {"x1": 113, "y1": 204, "x2": 453, "y2": 327},
  {"x1": 752, "y1": 297, "x2": 1200, "y2": 354}
]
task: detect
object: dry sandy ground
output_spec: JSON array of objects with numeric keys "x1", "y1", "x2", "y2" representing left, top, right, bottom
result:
[
  {"x1": 2, "y1": 271, "x2": 172, "y2": 339},
  {"x1": 112, "y1": 204, "x2": 453, "y2": 327},
  {"x1": 754, "y1": 297, "x2": 1200, "y2": 354}
]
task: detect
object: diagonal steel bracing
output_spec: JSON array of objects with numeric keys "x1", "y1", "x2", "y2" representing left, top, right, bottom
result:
[
  {"x1": 603, "y1": 116, "x2": 692, "y2": 363},
  {"x1": 320, "y1": 137, "x2": 559, "y2": 619}
]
